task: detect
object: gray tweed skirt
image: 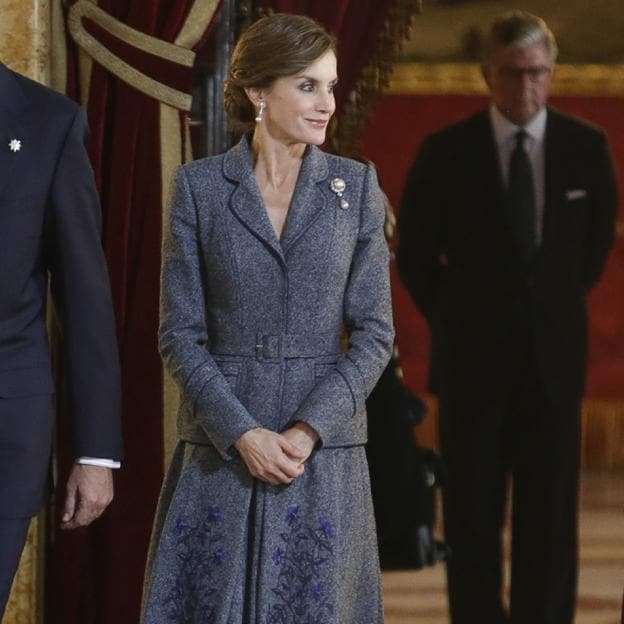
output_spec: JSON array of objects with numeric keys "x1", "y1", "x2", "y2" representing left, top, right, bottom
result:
[{"x1": 141, "y1": 441, "x2": 384, "y2": 624}]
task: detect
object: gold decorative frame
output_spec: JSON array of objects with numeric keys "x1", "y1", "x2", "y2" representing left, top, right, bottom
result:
[{"x1": 387, "y1": 62, "x2": 624, "y2": 97}]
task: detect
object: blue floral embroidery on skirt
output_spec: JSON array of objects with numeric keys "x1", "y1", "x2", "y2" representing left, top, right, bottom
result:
[
  {"x1": 266, "y1": 505, "x2": 335, "y2": 623},
  {"x1": 162, "y1": 505, "x2": 227, "y2": 623}
]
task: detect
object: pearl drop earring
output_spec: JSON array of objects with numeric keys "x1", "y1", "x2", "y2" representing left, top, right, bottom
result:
[{"x1": 255, "y1": 100, "x2": 265, "y2": 123}]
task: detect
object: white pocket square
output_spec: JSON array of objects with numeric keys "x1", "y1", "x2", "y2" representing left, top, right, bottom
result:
[{"x1": 565, "y1": 189, "x2": 587, "y2": 200}]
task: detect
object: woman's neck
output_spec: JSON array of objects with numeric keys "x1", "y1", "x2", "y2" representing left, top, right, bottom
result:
[{"x1": 251, "y1": 132, "x2": 305, "y2": 190}]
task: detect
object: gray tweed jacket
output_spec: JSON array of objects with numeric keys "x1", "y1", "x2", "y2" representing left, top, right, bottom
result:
[{"x1": 160, "y1": 136, "x2": 394, "y2": 459}]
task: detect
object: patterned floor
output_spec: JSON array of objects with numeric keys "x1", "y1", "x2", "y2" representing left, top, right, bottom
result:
[{"x1": 382, "y1": 471, "x2": 624, "y2": 623}]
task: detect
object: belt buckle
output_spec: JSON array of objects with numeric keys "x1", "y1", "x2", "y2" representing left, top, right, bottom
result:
[{"x1": 255, "y1": 333, "x2": 281, "y2": 361}]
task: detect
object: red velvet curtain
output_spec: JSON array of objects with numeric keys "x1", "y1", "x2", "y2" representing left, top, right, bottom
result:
[{"x1": 47, "y1": 2, "x2": 219, "y2": 622}]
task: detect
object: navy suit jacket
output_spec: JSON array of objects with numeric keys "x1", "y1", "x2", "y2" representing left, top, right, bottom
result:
[
  {"x1": 397, "y1": 108, "x2": 617, "y2": 404},
  {"x1": 0, "y1": 64, "x2": 122, "y2": 517}
]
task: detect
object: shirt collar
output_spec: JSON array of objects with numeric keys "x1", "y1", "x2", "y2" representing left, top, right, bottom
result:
[{"x1": 489, "y1": 104, "x2": 547, "y2": 147}]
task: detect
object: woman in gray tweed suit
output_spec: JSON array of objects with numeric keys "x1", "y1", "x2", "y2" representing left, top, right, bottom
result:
[{"x1": 142, "y1": 13, "x2": 394, "y2": 623}]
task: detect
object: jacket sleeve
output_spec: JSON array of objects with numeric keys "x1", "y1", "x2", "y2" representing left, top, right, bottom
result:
[
  {"x1": 396, "y1": 135, "x2": 446, "y2": 324},
  {"x1": 48, "y1": 107, "x2": 123, "y2": 461},
  {"x1": 159, "y1": 166, "x2": 260, "y2": 459},
  {"x1": 582, "y1": 130, "x2": 618, "y2": 290},
  {"x1": 291, "y1": 164, "x2": 395, "y2": 446}
]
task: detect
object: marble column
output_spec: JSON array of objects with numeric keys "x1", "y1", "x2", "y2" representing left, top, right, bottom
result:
[
  {"x1": 0, "y1": 0, "x2": 50, "y2": 82},
  {"x1": 0, "y1": 3, "x2": 51, "y2": 622}
]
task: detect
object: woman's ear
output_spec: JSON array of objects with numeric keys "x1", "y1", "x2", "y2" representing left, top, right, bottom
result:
[{"x1": 244, "y1": 87, "x2": 264, "y2": 107}]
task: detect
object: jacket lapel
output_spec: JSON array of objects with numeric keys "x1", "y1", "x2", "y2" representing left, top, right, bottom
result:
[
  {"x1": 223, "y1": 137, "x2": 284, "y2": 260},
  {"x1": 223, "y1": 138, "x2": 330, "y2": 259},
  {"x1": 280, "y1": 144, "x2": 328, "y2": 254},
  {"x1": 542, "y1": 108, "x2": 565, "y2": 247},
  {"x1": 479, "y1": 111, "x2": 506, "y2": 206},
  {"x1": 0, "y1": 65, "x2": 27, "y2": 201},
  {"x1": 473, "y1": 111, "x2": 509, "y2": 231}
]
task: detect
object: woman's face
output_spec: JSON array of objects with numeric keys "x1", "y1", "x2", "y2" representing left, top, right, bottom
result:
[{"x1": 259, "y1": 50, "x2": 337, "y2": 146}]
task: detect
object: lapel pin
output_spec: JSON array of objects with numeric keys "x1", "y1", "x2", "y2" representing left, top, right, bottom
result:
[
  {"x1": 330, "y1": 178, "x2": 349, "y2": 209},
  {"x1": 9, "y1": 139, "x2": 22, "y2": 153}
]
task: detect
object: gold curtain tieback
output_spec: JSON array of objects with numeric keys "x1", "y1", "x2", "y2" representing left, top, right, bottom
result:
[{"x1": 68, "y1": 0, "x2": 196, "y2": 110}]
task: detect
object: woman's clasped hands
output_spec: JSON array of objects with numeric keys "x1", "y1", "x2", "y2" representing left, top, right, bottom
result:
[{"x1": 234, "y1": 421, "x2": 319, "y2": 485}]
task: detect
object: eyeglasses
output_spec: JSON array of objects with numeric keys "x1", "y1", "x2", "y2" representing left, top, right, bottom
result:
[{"x1": 498, "y1": 65, "x2": 553, "y2": 83}]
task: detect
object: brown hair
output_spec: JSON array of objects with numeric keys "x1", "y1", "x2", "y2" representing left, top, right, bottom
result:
[{"x1": 224, "y1": 13, "x2": 337, "y2": 133}]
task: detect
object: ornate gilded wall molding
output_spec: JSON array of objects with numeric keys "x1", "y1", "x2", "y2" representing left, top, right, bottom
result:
[{"x1": 387, "y1": 62, "x2": 624, "y2": 97}]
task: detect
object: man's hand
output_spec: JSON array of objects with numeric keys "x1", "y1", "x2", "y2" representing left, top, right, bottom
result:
[
  {"x1": 235, "y1": 428, "x2": 307, "y2": 485},
  {"x1": 61, "y1": 464, "x2": 114, "y2": 530}
]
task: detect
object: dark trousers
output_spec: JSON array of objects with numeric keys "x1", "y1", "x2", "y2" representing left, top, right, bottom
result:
[
  {"x1": 438, "y1": 334, "x2": 581, "y2": 624},
  {"x1": 0, "y1": 516, "x2": 32, "y2": 619}
]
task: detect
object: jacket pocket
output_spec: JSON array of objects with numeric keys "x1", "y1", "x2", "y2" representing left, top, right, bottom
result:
[{"x1": 0, "y1": 367, "x2": 55, "y2": 398}]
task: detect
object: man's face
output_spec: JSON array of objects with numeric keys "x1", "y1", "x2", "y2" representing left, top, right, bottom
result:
[{"x1": 482, "y1": 41, "x2": 554, "y2": 126}]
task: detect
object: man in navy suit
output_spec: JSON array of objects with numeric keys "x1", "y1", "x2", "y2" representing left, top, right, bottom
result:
[
  {"x1": 0, "y1": 63, "x2": 122, "y2": 617},
  {"x1": 397, "y1": 12, "x2": 617, "y2": 624}
]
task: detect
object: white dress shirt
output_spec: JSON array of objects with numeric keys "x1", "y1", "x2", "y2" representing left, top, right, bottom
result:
[
  {"x1": 77, "y1": 457, "x2": 121, "y2": 468},
  {"x1": 489, "y1": 104, "x2": 547, "y2": 245}
]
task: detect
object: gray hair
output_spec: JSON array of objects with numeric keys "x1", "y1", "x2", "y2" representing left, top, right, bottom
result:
[{"x1": 482, "y1": 11, "x2": 558, "y2": 63}]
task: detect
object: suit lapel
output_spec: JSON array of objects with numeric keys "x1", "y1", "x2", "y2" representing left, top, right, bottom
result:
[
  {"x1": 280, "y1": 144, "x2": 328, "y2": 254},
  {"x1": 473, "y1": 111, "x2": 508, "y2": 226},
  {"x1": 542, "y1": 109, "x2": 565, "y2": 246},
  {"x1": 0, "y1": 65, "x2": 27, "y2": 201},
  {"x1": 223, "y1": 137, "x2": 284, "y2": 260}
]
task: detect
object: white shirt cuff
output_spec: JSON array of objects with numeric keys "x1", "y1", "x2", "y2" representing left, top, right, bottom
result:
[{"x1": 76, "y1": 457, "x2": 121, "y2": 469}]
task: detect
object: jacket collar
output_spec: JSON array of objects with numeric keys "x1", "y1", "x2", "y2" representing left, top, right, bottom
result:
[{"x1": 223, "y1": 135, "x2": 329, "y2": 258}]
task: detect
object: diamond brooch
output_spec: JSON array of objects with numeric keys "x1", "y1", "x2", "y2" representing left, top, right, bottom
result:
[{"x1": 9, "y1": 138, "x2": 21, "y2": 153}]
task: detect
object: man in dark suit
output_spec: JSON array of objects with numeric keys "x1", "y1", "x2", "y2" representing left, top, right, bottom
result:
[
  {"x1": 0, "y1": 63, "x2": 122, "y2": 617},
  {"x1": 397, "y1": 11, "x2": 617, "y2": 624}
]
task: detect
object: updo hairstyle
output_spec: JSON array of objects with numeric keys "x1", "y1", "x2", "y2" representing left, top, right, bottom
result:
[{"x1": 224, "y1": 13, "x2": 337, "y2": 133}]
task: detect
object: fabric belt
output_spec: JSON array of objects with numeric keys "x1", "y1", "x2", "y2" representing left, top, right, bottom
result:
[{"x1": 209, "y1": 331, "x2": 341, "y2": 361}]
